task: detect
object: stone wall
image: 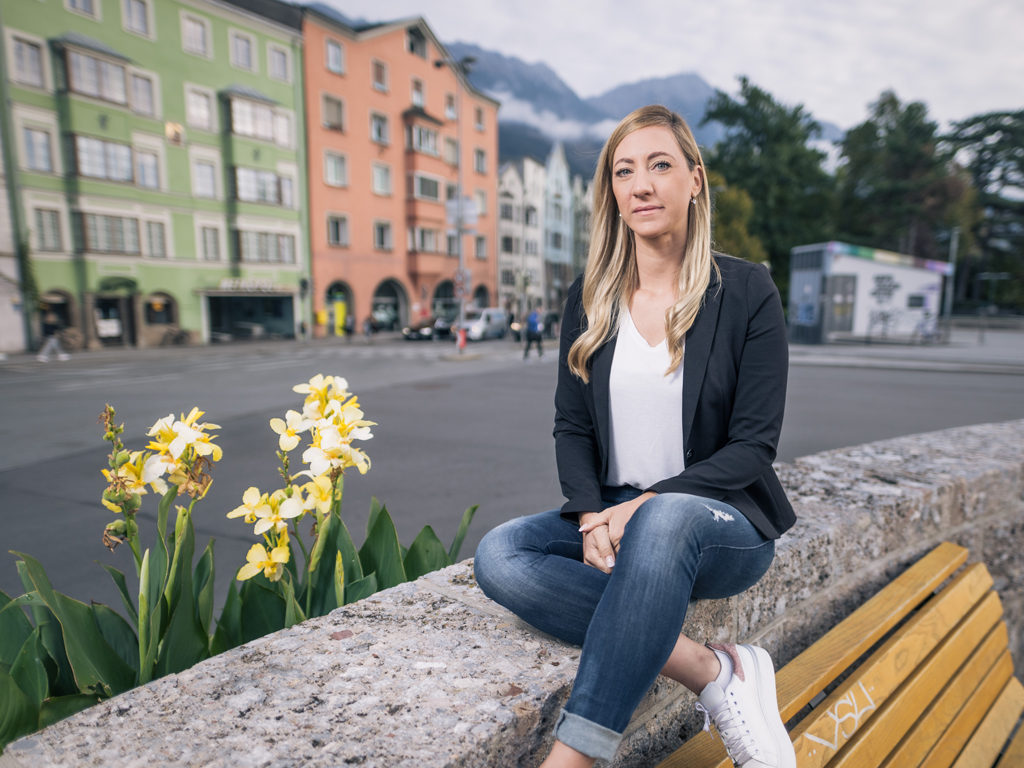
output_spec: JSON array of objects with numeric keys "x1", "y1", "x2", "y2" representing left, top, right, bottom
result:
[{"x1": 4, "y1": 420, "x2": 1024, "y2": 768}]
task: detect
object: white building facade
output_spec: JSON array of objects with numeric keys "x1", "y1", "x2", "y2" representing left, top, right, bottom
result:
[
  {"x1": 497, "y1": 157, "x2": 546, "y2": 319},
  {"x1": 544, "y1": 142, "x2": 574, "y2": 311}
]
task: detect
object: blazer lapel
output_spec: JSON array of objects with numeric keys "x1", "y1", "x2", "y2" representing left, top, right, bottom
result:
[
  {"x1": 591, "y1": 333, "x2": 617, "y2": 474},
  {"x1": 683, "y1": 276, "x2": 724, "y2": 447}
]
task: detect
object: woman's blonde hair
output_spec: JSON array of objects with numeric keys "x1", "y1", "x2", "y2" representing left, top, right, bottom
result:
[{"x1": 568, "y1": 105, "x2": 718, "y2": 382}]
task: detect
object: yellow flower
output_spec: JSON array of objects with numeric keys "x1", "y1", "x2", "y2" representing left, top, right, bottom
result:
[
  {"x1": 269, "y1": 410, "x2": 312, "y2": 452},
  {"x1": 254, "y1": 488, "x2": 304, "y2": 535},
  {"x1": 227, "y1": 486, "x2": 270, "y2": 524},
  {"x1": 303, "y1": 474, "x2": 335, "y2": 516},
  {"x1": 147, "y1": 408, "x2": 222, "y2": 462},
  {"x1": 236, "y1": 543, "x2": 289, "y2": 582},
  {"x1": 102, "y1": 451, "x2": 169, "y2": 497},
  {"x1": 146, "y1": 414, "x2": 176, "y2": 455}
]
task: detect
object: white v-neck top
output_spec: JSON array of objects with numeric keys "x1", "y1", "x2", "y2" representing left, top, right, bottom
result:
[{"x1": 605, "y1": 307, "x2": 685, "y2": 490}]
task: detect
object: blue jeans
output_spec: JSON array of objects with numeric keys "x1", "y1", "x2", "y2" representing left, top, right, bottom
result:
[{"x1": 474, "y1": 487, "x2": 775, "y2": 761}]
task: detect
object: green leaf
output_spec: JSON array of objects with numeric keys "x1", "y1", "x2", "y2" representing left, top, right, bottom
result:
[
  {"x1": 91, "y1": 604, "x2": 139, "y2": 677},
  {"x1": 448, "y1": 504, "x2": 479, "y2": 563},
  {"x1": 238, "y1": 579, "x2": 286, "y2": 645},
  {"x1": 0, "y1": 665, "x2": 38, "y2": 753},
  {"x1": 404, "y1": 526, "x2": 452, "y2": 581},
  {"x1": 210, "y1": 581, "x2": 241, "y2": 656},
  {"x1": 99, "y1": 564, "x2": 138, "y2": 628},
  {"x1": 137, "y1": 550, "x2": 159, "y2": 686},
  {"x1": 154, "y1": 514, "x2": 208, "y2": 678},
  {"x1": 358, "y1": 507, "x2": 407, "y2": 591},
  {"x1": 337, "y1": 518, "x2": 364, "y2": 584},
  {"x1": 303, "y1": 512, "x2": 340, "y2": 619},
  {"x1": 13, "y1": 552, "x2": 135, "y2": 696},
  {"x1": 163, "y1": 505, "x2": 191, "y2": 608},
  {"x1": 193, "y1": 539, "x2": 215, "y2": 639},
  {"x1": 333, "y1": 552, "x2": 345, "y2": 609},
  {"x1": 9, "y1": 629, "x2": 48, "y2": 709},
  {"x1": 282, "y1": 578, "x2": 306, "y2": 629},
  {"x1": 366, "y1": 496, "x2": 383, "y2": 541},
  {"x1": 0, "y1": 590, "x2": 36, "y2": 667},
  {"x1": 307, "y1": 512, "x2": 332, "y2": 574},
  {"x1": 37, "y1": 693, "x2": 101, "y2": 730},
  {"x1": 345, "y1": 572, "x2": 378, "y2": 605}
]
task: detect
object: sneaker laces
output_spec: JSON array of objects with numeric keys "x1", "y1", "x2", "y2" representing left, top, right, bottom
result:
[{"x1": 696, "y1": 698, "x2": 758, "y2": 765}]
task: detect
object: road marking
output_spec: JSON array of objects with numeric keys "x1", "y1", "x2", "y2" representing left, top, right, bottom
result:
[{"x1": 56, "y1": 373, "x2": 183, "y2": 391}]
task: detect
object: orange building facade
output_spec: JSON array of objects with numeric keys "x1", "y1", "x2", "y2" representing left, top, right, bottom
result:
[{"x1": 303, "y1": 9, "x2": 499, "y2": 335}]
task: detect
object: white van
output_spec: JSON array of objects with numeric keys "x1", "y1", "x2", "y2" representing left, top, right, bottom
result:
[{"x1": 463, "y1": 308, "x2": 508, "y2": 341}]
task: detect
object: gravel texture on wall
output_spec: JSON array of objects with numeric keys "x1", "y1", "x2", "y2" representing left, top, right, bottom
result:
[{"x1": 5, "y1": 419, "x2": 1023, "y2": 768}]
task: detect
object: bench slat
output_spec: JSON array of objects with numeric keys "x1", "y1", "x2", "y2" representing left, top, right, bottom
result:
[
  {"x1": 952, "y1": 677, "x2": 1024, "y2": 768},
  {"x1": 829, "y1": 589, "x2": 1003, "y2": 767},
  {"x1": 655, "y1": 542, "x2": 969, "y2": 768},
  {"x1": 994, "y1": 704, "x2": 1024, "y2": 768},
  {"x1": 919, "y1": 650, "x2": 1015, "y2": 768},
  {"x1": 789, "y1": 562, "x2": 993, "y2": 768},
  {"x1": 880, "y1": 621, "x2": 1009, "y2": 768}
]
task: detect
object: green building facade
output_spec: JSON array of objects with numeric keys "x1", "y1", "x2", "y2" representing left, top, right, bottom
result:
[{"x1": 0, "y1": 0, "x2": 309, "y2": 349}]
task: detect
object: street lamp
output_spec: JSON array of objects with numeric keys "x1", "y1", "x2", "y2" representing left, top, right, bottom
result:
[{"x1": 434, "y1": 54, "x2": 476, "y2": 331}]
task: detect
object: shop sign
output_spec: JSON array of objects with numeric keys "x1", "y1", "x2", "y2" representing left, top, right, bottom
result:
[{"x1": 217, "y1": 278, "x2": 278, "y2": 292}]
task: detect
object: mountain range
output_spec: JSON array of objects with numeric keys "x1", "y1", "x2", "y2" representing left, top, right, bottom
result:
[{"x1": 445, "y1": 42, "x2": 843, "y2": 179}]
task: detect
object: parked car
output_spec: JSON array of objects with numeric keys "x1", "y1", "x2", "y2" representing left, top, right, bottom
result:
[
  {"x1": 402, "y1": 316, "x2": 452, "y2": 341},
  {"x1": 462, "y1": 308, "x2": 508, "y2": 341}
]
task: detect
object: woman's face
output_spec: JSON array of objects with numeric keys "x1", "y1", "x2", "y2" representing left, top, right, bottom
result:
[{"x1": 611, "y1": 125, "x2": 702, "y2": 244}]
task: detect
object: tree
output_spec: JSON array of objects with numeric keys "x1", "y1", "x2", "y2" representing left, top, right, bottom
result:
[
  {"x1": 702, "y1": 76, "x2": 836, "y2": 299},
  {"x1": 836, "y1": 92, "x2": 967, "y2": 262},
  {"x1": 946, "y1": 110, "x2": 1024, "y2": 308},
  {"x1": 708, "y1": 172, "x2": 767, "y2": 264}
]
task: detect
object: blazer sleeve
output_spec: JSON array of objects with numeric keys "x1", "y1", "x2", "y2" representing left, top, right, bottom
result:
[
  {"x1": 646, "y1": 265, "x2": 788, "y2": 499},
  {"x1": 553, "y1": 283, "x2": 604, "y2": 517}
]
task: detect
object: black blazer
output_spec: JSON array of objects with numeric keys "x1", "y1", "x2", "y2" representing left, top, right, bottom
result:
[{"x1": 554, "y1": 254, "x2": 795, "y2": 540}]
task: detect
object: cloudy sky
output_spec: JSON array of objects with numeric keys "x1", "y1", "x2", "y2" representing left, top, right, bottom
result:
[{"x1": 326, "y1": 0, "x2": 1023, "y2": 129}]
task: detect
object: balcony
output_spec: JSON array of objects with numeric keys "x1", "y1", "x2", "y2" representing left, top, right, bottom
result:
[{"x1": 407, "y1": 251, "x2": 449, "y2": 278}]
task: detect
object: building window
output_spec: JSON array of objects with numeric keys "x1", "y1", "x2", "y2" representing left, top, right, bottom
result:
[
  {"x1": 186, "y1": 88, "x2": 212, "y2": 130},
  {"x1": 124, "y1": 0, "x2": 149, "y2": 35},
  {"x1": 237, "y1": 231, "x2": 295, "y2": 264},
  {"x1": 475, "y1": 235, "x2": 487, "y2": 259},
  {"x1": 13, "y1": 40, "x2": 44, "y2": 88},
  {"x1": 411, "y1": 78, "x2": 424, "y2": 108},
  {"x1": 136, "y1": 150, "x2": 159, "y2": 188},
  {"x1": 414, "y1": 173, "x2": 440, "y2": 202},
  {"x1": 236, "y1": 168, "x2": 290, "y2": 205},
  {"x1": 447, "y1": 234, "x2": 459, "y2": 256},
  {"x1": 501, "y1": 236, "x2": 514, "y2": 254},
  {"x1": 443, "y1": 137, "x2": 459, "y2": 166},
  {"x1": 34, "y1": 210, "x2": 62, "y2": 251},
  {"x1": 501, "y1": 269, "x2": 515, "y2": 286},
  {"x1": 232, "y1": 100, "x2": 290, "y2": 146},
  {"x1": 444, "y1": 93, "x2": 456, "y2": 121},
  {"x1": 326, "y1": 40, "x2": 344, "y2": 74},
  {"x1": 474, "y1": 189, "x2": 487, "y2": 216},
  {"x1": 325, "y1": 153, "x2": 347, "y2": 187},
  {"x1": 446, "y1": 182, "x2": 458, "y2": 201},
  {"x1": 409, "y1": 125, "x2": 438, "y2": 155},
  {"x1": 193, "y1": 160, "x2": 216, "y2": 198},
  {"x1": 230, "y1": 32, "x2": 255, "y2": 71},
  {"x1": 373, "y1": 221, "x2": 392, "y2": 251},
  {"x1": 551, "y1": 232, "x2": 563, "y2": 249},
  {"x1": 407, "y1": 27, "x2": 427, "y2": 58},
  {"x1": 131, "y1": 74, "x2": 154, "y2": 115},
  {"x1": 525, "y1": 207, "x2": 538, "y2": 226},
  {"x1": 525, "y1": 239, "x2": 538, "y2": 255},
  {"x1": 273, "y1": 113, "x2": 291, "y2": 147},
  {"x1": 370, "y1": 113, "x2": 389, "y2": 145},
  {"x1": 500, "y1": 203, "x2": 514, "y2": 221},
  {"x1": 76, "y1": 136, "x2": 133, "y2": 181},
  {"x1": 85, "y1": 214, "x2": 140, "y2": 254},
  {"x1": 474, "y1": 148, "x2": 486, "y2": 174},
  {"x1": 327, "y1": 215, "x2": 349, "y2": 247},
  {"x1": 372, "y1": 60, "x2": 387, "y2": 92},
  {"x1": 371, "y1": 163, "x2": 391, "y2": 196},
  {"x1": 415, "y1": 228, "x2": 439, "y2": 253},
  {"x1": 68, "y1": 51, "x2": 127, "y2": 104},
  {"x1": 23, "y1": 128, "x2": 52, "y2": 172},
  {"x1": 147, "y1": 221, "x2": 165, "y2": 257},
  {"x1": 475, "y1": 107, "x2": 484, "y2": 130},
  {"x1": 200, "y1": 226, "x2": 220, "y2": 260},
  {"x1": 68, "y1": 0, "x2": 98, "y2": 17},
  {"x1": 323, "y1": 95, "x2": 344, "y2": 130},
  {"x1": 553, "y1": 202, "x2": 563, "y2": 220},
  {"x1": 268, "y1": 46, "x2": 289, "y2": 81},
  {"x1": 182, "y1": 15, "x2": 209, "y2": 57}
]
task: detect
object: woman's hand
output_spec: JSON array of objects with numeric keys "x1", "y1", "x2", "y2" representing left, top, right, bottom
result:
[{"x1": 579, "y1": 492, "x2": 657, "y2": 556}]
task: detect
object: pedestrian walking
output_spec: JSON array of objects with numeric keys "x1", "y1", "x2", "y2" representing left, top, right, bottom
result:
[
  {"x1": 37, "y1": 306, "x2": 70, "y2": 362},
  {"x1": 363, "y1": 316, "x2": 374, "y2": 344},
  {"x1": 523, "y1": 305, "x2": 544, "y2": 359},
  {"x1": 344, "y1": 312, "x2": 355, "y2": 343},
  {"x1": 474, "y1": 105, "x2": 796, "y2": 768}
]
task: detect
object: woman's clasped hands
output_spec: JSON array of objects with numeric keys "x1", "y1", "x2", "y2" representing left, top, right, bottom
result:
[{"x1": 578, "y1": 491, "x2": 657, "y2": 573}]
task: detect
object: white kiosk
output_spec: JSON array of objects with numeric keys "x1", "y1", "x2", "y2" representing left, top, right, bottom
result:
[{"x1": 788, "y1": 241, "x2": 953, "y2": 344}]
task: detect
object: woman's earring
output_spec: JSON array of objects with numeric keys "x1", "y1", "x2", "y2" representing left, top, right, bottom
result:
[
  {"x1": 690, "y1": 196, "x2": 697, "y2": 206},
  {"x1": 618, "y1": 212, "x2": 622, "y2": 218}
]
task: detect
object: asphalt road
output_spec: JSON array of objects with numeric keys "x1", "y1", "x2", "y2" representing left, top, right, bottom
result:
[{"x1": 2, "y1": 336, "x2": 1023, "y2": 618}]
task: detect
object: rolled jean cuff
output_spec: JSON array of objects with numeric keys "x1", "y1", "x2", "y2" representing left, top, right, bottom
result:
[{"x1": 554, "y1": 709, "x2": 622, "y2": 761}]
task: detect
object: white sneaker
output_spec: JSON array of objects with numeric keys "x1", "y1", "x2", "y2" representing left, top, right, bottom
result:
[{"x1": 696, "y1": 644, "x2": 796, "y2": 768}]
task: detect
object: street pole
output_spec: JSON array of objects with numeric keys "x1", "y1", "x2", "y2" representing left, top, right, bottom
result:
[
  {"x1": 943, "y1": 226, "x2": 959, "y2": 342},
  {"x1": 455, "y1": 64, "x2": 465, "y2": 335}
]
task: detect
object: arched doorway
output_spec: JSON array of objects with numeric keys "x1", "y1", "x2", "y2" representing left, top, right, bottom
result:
[
  {"x1": 432, "y1": 280, "x2": 457, "y2": 320},
  {"x1": 325, "y1": 281, "x2": 353, "y2": 336},
  {"x1": 143, "y1": 291, "x2": 180, "y2": 345},
  {"x1": 95, "y1": 277, "x2": 138, "y2": 346},
  {"x1": 371, "y1": 279, "x2": 407, "y2": 331},
  {"x1": 473, "y1": 285, "x2": 489, "y2": 308}
]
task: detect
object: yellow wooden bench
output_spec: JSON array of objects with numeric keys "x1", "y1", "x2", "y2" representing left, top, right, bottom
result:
[{"x1": 657, "y1": 541, "x2": 1024, "y2": 768}]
